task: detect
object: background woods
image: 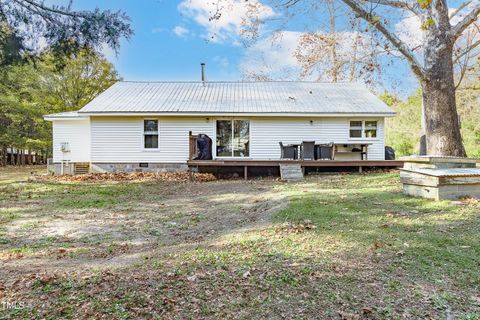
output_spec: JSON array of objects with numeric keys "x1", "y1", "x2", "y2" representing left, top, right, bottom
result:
[
  {"x1": 0, "y1": 46, "x2": 120, "y2": 166},
  {"x1": 0, "y1": 0, "x2": 130, "y2": 166}
]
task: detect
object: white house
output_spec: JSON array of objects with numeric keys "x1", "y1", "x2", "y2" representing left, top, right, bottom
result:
[{"x1": 44, "y1": 81, "x2": 395, "y2": 175}]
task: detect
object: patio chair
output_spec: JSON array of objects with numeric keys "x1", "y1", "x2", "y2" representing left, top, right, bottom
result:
[
  {"x1": 301, "y1": 141, "x2": 315, "y2": 160},
  {"x1": 279, "y1": 142, "x2": 297, "y2": 159},
  {"x1": 317, "y1": 142, "x2": 334, "y2": 160}
]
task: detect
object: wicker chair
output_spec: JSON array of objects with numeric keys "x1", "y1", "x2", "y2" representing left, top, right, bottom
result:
[
  {"x1": 316, "y1": 142, "x2": 334, "y2": 160},
  {"x1": 279, "y1": 142, "x2": 297, "y2": 159},
  {"x1": 301, "y1": 141, "x2": 315, "y2": 160}
]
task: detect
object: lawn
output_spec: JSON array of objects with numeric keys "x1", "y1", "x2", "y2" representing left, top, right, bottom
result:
[{"x1": 0, "y1": 166, "x2": 479, "y2": 319}]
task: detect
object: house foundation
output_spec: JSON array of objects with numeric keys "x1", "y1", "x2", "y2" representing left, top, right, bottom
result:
[{"x1": 91, "y1": 163, "x2": 189, "y2": 173}]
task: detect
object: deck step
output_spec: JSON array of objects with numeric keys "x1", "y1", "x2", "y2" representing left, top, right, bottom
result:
[
  {"x1": 74, "y1": 163, "x2": 90, "y2": 175},
  {"x1": 279, "y1": 164, "x2": 304, "y2": 181}
]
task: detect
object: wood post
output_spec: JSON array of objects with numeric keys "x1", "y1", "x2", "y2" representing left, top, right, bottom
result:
[
  {"x1": 188, "y1": 131, "x2": 198, "y2": 160},
  {"x1": 244, "y1": 166, "x2": 248, "y2": 180}
]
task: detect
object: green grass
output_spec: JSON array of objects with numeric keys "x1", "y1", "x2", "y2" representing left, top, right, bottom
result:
[
  {"x1": 1, "y1": 169, "x2": 479, "y2": 319},
  {"x1": 276, "y1": 173, "x2": 480, "y2": 286}
]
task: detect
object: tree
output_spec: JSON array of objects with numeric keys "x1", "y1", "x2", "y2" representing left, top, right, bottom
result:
[
  {"x1": 0, "y1": 0, "x2": 133, "y2": 54},
  {"x1": 0, "y1": 20, "x2": 25, "y2": 65},
  {"x1": 38, "y1": 47, "x2": 120, "y2": 112},
  {"x1": 0, "y1": 1, "x2": 130, "y2": 165},
  {"x1": 0, "y1": 48, "x2": 120, "y2": 165},
  {"x1": 0, "y1": 62, "x2": 42, "y2": 165},
  {"x1": 240, "y1": 2, "x2": 384, "y2": 84},
  {"x1": 293, "y1": 1, "x2": 383, "y2": 83},
  {"x1": 338, "y1": 0, "x2": 480, "y2": 156}
]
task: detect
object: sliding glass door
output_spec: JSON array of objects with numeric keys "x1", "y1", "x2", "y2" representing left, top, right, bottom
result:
[{"x1": 216, "y1": 120, "x2": 250, "y2": 157}]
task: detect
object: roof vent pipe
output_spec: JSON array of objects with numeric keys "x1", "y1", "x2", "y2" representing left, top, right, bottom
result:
[{"x1": 201, "y1": 63, "x2": 206, "y2": 85}]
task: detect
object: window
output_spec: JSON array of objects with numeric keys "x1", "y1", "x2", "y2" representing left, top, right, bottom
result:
[
  {"x1": 364, "y1": 121, "x2": 377, "y2": 138},
  {"x1": 216, "y1": 120, "x2": 250, "y2": 157},
  {"x1": 144, "y1": 120, "x2": 158, "y2": 149},
  {"x1": 349, "y1": 120, "x2": 377, "y2": 138},
  {"x1": 349, "y1": 121, "x2": 363, "y2": 138}
]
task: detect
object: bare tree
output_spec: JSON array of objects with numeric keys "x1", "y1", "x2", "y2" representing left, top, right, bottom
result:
[{"x1": 293, "y1": 14, "x2": 382, "y2": 83}]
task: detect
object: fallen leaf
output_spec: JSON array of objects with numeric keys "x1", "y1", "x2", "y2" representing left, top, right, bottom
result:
[
  {"x1": 361, "y1": 306, "x2": 373, "y2": 314},
  {"x1": 338, "y1": 311, "x2": 359, "y2": 320}
]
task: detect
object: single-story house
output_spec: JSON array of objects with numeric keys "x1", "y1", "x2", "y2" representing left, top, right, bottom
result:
[{"x1": 44, "y1": 81, "x2": 396, "y2": 175}]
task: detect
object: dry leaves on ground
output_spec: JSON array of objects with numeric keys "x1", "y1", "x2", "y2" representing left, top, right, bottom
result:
[
  {"x1": 276, "y1": 220, "x2": 317, "y2": 234},
  {"x1": 32, "y1": 171, "x2": 217, "y2": 183}
]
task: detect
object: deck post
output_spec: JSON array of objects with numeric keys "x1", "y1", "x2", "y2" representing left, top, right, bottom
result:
[
  {"x1": 244, "y1": 166, "x2": 248, "y2": 180},
  {"x1": 359, "y1": 166, "x2": 363, "y2": 173}
]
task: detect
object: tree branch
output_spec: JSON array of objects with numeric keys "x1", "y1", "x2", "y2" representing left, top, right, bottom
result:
[
  {"x1": 340, "y1": 0, "x2": 425, "y2": 80},
  {"x1": 451, "y1": 4, "x2": 480, "y2": 39},
  {"x1": 453, "y1": 38, "x2": 480, "y2": 63},
  {"x1": 13, "y1": 0, "x2": 90, "y2": 19},
  {"x1": 450, "y1": 0, "x2": 472, "y2": 19},
  {"x1": 363, "y1": 0, "x2": 418, "y2": 12}
]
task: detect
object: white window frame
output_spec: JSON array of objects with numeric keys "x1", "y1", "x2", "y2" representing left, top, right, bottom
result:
[
  {"x1": 215, "y1": 119, "x2": 251, "y2": 159},
  {"x1": 349, "y1": 120, "x2": 378, "y2": 139},
  {"x1": 142, "y1": 119, "x2": 159, "y2": 151}
]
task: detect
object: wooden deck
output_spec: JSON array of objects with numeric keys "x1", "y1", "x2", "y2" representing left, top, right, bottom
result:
[
  {"x1": 188, "y1": 159, "x2": 403, "y2": 167},
  {"x1": 188, "y1": 159, "x2": 404, "y2": 179}
]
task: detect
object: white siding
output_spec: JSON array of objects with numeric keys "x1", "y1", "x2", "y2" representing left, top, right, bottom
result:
[
  {"x1": 52, "y1": 119, "x2": 91, "y2": 162},
  {"x1": 89, "y1": 116, "x2": 385, "y2": 163},
  {"x1": 91, "y1": 117, "x2": 214, "y2": 163},
  {"x1": 249, "y1": 117, "x2": 385, "y2": 160}
]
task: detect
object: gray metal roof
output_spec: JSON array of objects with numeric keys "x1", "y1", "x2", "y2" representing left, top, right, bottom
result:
[{"x1": 78, "y1": 81, "x2": 395, "y2": 115}]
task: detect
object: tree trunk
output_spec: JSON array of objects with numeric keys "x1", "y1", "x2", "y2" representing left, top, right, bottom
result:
[
  {"x1": 0, "y1": 145, "x2": 6, "y2": 166},
  {"x1": 422, "y1": 68, "x2": 465, "y2": 156},
  {"x1": 422, "y1": 2, "x2": 466, "y2": 157}
]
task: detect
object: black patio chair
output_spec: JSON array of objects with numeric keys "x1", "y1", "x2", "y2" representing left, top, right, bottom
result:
[
  {"x1": 279, "y1": 142, "x2": 297, "y2": 159},
  {"x1": 301, "y1": 141, "x2": 315, "y2": 160},
  {"x1": 317, "y1": 142, "x2": 334, "y2": 160}
]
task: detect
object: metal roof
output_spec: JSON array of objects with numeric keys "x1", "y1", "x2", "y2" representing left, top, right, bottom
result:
[{"x1": 78, "y1": 81, "x2": 395, "y2": 116}]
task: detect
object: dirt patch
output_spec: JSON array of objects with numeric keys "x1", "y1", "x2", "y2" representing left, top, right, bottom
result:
[{"x1": 0, "y1": 179, "x2": 287, "y2": 277}]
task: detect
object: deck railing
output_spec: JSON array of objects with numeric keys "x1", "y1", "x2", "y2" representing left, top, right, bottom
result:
[{"x1": 188, "y1": 131, "x2": 198, "y2": 160}]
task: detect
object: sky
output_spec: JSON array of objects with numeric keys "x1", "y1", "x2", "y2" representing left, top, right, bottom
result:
[
  {"x1": 69, "y1": 0, "x2": 248, "y2": 82},
  {"x1": 55, "y1": 0, "x2": 475, "y2": 98}
]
